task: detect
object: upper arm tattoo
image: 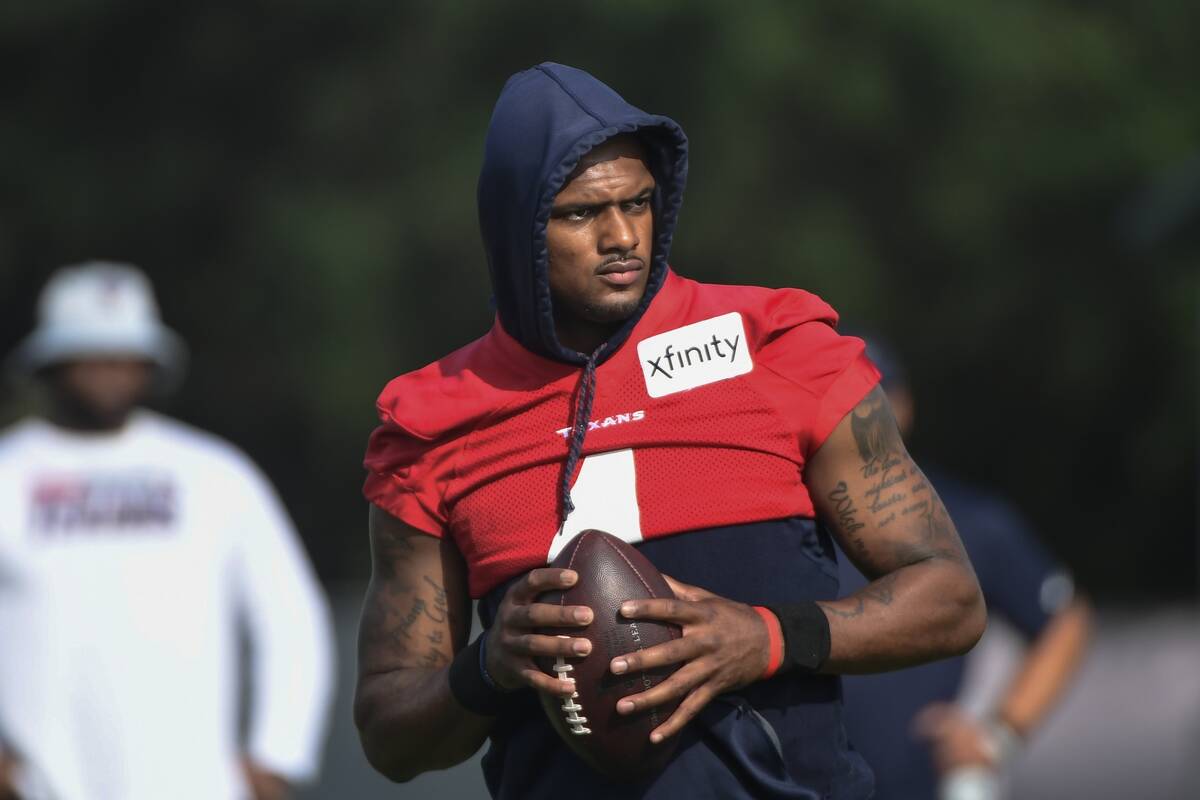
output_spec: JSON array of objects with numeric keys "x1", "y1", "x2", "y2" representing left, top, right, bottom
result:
[
  {"x1": 850, "y1": 389, "x2": 903, "y2": 470},
  {"x1": 821, "y1": 387, "x2": 966, "y2": 575},
  {"x1": 359, "y1": 510, "x2": 466, "y2": 675}
]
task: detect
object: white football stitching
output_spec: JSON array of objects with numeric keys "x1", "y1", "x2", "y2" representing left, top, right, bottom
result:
[{"x1": 553, "y1": 637, "x2": 591, "y2": 735}]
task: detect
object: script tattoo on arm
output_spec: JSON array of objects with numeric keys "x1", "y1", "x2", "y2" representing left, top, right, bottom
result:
[
  {"x1": 354, "y1": 506, "x2": 492, "y2": 781},
  {"x1": 828, "y1": 480, "x2": 869, "y2": 556},
  {"x1": 820, "y1": 572, "x2": 900, "y2": 619},
  {"x1": 846, "y1": 388, "x2": 964, "y2": 567},
  {"x1": 813, "y1": 386, "x2": 968, "y2": 620},
  {"x1": 359, "y1": 509, "x2": 462, "y2": 676}
]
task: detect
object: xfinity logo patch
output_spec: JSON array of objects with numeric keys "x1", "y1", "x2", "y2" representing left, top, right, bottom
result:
[{"x1": 637, "y1": 312, "x2": 753, "y2": 397}]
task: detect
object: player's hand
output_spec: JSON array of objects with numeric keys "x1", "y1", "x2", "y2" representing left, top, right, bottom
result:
[
  {"x1": 610, "y1": 575, "x2": 771, "y2": 743},
  {"x1": 242, "y1": 758, "x2": 291, "y2": 800},
  {"x1": 912, "y1": 702, "x2": 996, "y2": 773},
  {"x1": 0, "y1": 751, "x2": 20, "y2": 800},
  {"x1": 486, "y1": 567, "x2": 594, "y2": 698}
]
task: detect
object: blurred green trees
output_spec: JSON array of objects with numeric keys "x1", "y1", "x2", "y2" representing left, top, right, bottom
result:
[{"x1": 1, "y1": 1, "x2": 1195, "y2": 597}]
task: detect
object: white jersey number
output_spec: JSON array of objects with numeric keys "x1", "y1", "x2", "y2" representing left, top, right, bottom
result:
[{"x1": 545, "y1": 448, "x2": 644, "y2": 563}]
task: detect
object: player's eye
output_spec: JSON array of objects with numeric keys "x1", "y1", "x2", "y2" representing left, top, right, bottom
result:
[
  {"x1": 563, "y1": 207, "x2": 592, "y2": 222},
  {"x1": 623, "y1": 195, "x2": 651, "y2": 213}
]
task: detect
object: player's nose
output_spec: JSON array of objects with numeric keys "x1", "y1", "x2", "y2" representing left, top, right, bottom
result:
[{"x1": 597, "y1": 206, "x2": 639, "y2": 253}]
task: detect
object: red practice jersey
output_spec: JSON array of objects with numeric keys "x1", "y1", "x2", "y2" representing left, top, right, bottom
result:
[{"x1": 364, "y1": 270, "x2": 879, "y2": 598}]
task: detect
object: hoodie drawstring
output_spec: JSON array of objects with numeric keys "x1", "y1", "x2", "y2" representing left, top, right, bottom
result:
[{"x1": 560, "y1": 345, "x2": 604, "y2": 522}]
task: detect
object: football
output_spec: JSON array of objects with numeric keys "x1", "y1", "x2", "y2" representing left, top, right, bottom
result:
[{"x1": 536, "y1": 529, "x2": 683, "y2": 780}]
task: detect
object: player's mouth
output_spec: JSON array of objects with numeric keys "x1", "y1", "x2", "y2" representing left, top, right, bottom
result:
[{"x1": 596, "y1": 258, "x2": 644, "y2": 287}]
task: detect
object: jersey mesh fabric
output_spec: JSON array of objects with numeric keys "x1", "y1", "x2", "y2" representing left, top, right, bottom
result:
[{"x1": 364, "y1": 270, "x2": 880, "y2": 597}]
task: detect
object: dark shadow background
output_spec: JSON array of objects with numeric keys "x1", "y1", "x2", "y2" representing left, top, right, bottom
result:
[{"x1": 1, "y1": 1, "x2": 1196, "y2": 602}]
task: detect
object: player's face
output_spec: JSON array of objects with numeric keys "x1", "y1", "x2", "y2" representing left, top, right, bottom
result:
[
  {"x1": 50, "y1": 358, "x2": 154, "y2": 428},
  {"x1": 546, "y1": 136, "x2": 655, "y2": 351}
]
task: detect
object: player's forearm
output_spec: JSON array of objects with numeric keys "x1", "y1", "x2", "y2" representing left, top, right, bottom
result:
[
  {"x1": 996, "y1": 597, "x2": 1091, "y2": 735},
  {"x1": 354, "y1": 666, "x2": 492, "y2": 782},
  {"x1": 819, "y1": 558, "x2": 985, "y2": 674}
]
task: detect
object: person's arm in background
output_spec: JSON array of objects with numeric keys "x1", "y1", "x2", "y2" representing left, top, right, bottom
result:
[
  {"x1": 915, "y1": 595, "x2": 1092, "y2": 775},
  {"x1": 230, "y1": 456, "x2": 336, "y2": 798},
  {"x1": 354, "y1": 505, "x2": 592, "y2": 782},
  {"x1": 991, "y1": 597, "x2": 1091, "y2": 735}
]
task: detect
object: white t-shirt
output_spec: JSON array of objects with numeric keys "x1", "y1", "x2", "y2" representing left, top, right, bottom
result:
[{"x1": 0, "y1": 412, "x2": 334, "y2": 800}]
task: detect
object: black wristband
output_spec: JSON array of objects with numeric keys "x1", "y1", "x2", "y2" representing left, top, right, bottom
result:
[
  {"x1": 765, "y1": 601, "x2": 831, "y2": 673},
  {"x1": 448, "y1": 633, "x2": 511, "y2": 716}
]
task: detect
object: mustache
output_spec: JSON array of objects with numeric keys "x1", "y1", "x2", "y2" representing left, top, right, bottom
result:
[{"x1": 596, "y1": 254, "x2": 645, "y2": 270}]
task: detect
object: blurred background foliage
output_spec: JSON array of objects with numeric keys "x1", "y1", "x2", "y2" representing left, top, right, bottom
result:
[{"x1": 1, "y1": 1, "x2": 1196, "y2": 599}]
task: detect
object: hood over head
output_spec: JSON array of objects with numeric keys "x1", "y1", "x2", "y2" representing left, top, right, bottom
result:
[{"x1": 478, "y1": 62, "x2": 689, "y2": 365}]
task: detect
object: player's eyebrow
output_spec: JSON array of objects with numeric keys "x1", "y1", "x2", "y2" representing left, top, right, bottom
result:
[{"x1": 551, "y1": 186, "x2": 654, "y2": 216}]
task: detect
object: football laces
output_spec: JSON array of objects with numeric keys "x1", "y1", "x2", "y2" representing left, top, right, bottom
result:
[{"x1": 553, "y1": 638, "x2": 592, "y2": 736}]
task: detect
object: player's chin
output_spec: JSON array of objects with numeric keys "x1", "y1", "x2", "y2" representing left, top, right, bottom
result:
[{"x1": 586, "y1": 287, "x2": 646, "y2": 324}]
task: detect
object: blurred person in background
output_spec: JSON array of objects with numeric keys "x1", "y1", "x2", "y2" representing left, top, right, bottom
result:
[
  {"x1": 0, "y1": 263, "x2": 335, "y2": 800},
  {"x1": 837, "y1": 336, "x2": 1092, "y2": 800}
]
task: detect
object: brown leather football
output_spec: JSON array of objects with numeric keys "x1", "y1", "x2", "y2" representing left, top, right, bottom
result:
[{"x1": 536, "y1": 529, "x2": 683, "y2": 780}]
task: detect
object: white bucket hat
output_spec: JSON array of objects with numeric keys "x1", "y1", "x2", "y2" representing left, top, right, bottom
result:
[{"x1": 8, "y1": 261, "x2": 187, "y2": 385}]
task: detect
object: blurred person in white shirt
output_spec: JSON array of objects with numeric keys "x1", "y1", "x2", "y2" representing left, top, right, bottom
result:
[{"x1": 0, "y1": 262, "x2": 334, "y2": 800}]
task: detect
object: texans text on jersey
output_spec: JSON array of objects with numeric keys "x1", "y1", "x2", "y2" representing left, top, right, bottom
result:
[{"x1": 555, "y1": 410, "x2": 646, "y2": 439}]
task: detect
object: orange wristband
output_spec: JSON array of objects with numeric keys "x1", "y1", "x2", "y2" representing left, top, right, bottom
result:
[{"x1": 752, "y1": 605, "x2": 784, "y2": 680}]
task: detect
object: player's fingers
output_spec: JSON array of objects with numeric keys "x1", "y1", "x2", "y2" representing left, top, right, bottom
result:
[
  {"x1": 503, "y1": 632, "x2": 592, "y2": 659},
  {"x1": 662, "y1": 574, "x2": 713, "y2": 602},
  {"x1": 508, "y1": 602, "x2": 593, "y2": 630},
  {"x1": 508, "y1": 568, "x2": 578, "y2": 604},
  {"x1": 649, "y1": 685, "x2": 715, "y2": 743},
  {"x1": 619, "y1": 596, "x2": 704, "y2": 624},
  {"x1": 614, "y1": 660, "x2": 705, "y2": 715},
  {"x1": 519, "y1": 666, "x2": 577, "y2": 697},
  {"x1": 610, "y1": 635, "x2": 698, "y2": 676}
]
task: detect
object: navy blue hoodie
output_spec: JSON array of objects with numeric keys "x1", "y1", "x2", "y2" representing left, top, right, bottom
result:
[
  {"x1": 478, "y1": 62, "x2": 690, "y2": 519},
  {"x1": 478, "y1": 62, "x2": 687, "y2": 367},
  {"x1": 473, "y1": 64, "x2": 873, "y2": 800}
]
